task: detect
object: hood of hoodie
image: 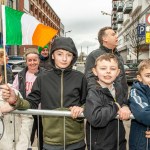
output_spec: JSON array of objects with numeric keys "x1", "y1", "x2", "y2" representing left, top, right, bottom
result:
[{"x1": 50, "y1": 37, "x2": 78, "y2": 69}]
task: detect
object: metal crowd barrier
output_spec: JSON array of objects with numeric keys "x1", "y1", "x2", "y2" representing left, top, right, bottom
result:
[
  {"x1": 11, "y1": 109, "x2": 135, "y2": 119},
  {"x1": 3, "y1": 110, "x2": 134, "y2": 150}
]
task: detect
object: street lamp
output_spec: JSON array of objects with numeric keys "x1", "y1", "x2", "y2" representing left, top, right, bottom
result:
[
  {"x1": 101, "y1": 11, "x2": 112, "y2": 27},
  {"x1": 100, "y1": 11, "x2": 112, "y2": 16},
  {"x1": 65, "y1": 30, "x2": 72, "y2": 37}
]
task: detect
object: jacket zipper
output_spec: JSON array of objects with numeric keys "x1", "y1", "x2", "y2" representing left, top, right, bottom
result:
[{"x1": 60, "y1": 70, "x2": 66, "y2": 150}]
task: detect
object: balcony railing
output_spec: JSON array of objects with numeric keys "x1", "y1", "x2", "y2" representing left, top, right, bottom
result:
[
  {"x1": 112, "y1": 13, "x2": 117, "y2": 20},
  {"x1": 112, "y1": 24, "x2": 118, "y2": 30},
  {"x1": 123, "y1": 1, "x2": 133, "y2": 14},
  {"x1": 117, "y1": 13, "x2": 123, "y2": 24},
  {"x1": 117, "y1": 1, "x2": 124, "y2": 12},
  {"x1": 112, "y1": 3, "x2": 117, "y2": 11}
]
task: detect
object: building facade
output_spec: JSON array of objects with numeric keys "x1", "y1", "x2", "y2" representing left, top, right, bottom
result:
[
  {"x1": 112, "y1": 0, "x2": 150, "y2": 63},
  {"x1": 0, "y1": 0, "x2": 63, "y2": 55}
]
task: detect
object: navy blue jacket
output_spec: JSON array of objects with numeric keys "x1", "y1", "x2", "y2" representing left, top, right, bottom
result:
[{"x1": 129, "y1": 81, "x2": 150, "y2": 149}]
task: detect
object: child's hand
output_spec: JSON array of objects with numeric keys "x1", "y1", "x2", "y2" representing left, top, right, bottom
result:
[
  {"x1": 1, "y1": 84, "x2": 17, "y2": 105},
  {"x1": 69, "y1": 106, "x2": 83, "y2": 119},
  {"x1": 118, "y1": 106, "x2": 131, "y2": 120},
  {"x1": 145, "y1": 131, "x2": 150, "y2": 138}
]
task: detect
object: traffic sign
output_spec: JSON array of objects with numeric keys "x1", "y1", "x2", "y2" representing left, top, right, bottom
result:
[
  {"x1": 137, "y1": 24, "x2": 145, "y2": 37},
  {"x1": 145, "y1": 13, "x2": 150, "y2": 43},
  {"x1": 145, "y1": 32, "x2": 150, "y2": 43},
  {"x1": 146, "y1": 14, "x2": 150, "y2": 25}
]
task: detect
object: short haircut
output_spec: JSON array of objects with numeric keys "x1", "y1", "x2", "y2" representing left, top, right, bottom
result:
[
  {"x1": 94, "y1": 53, "x2": 119, "y2": 67},
  {"x1": 137, "y1": 59, "x2": 150, "y2": 75},
  {"x1": 98, "y1": 26, "x2": 112, "y2": 45},
  {"x1": 24, "y1": 48, "x2": 39, "y2": 60}
]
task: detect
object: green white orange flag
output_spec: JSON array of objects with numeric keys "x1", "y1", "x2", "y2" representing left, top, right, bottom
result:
[{"x1": 2, "y1": 5, "x2": 58, "y2": 47}]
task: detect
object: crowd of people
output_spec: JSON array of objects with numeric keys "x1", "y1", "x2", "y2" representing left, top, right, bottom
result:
[{"x1": 0, "y1": 26, "x2": 150, "y2": 150}]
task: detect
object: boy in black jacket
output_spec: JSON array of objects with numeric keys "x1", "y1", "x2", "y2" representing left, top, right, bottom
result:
[
  {"x1": 1, "y1": 37, "x2": 87, "y2": 150},
  {"x1": 84, "y1": 53, "x2": 131, "y2": 150}
]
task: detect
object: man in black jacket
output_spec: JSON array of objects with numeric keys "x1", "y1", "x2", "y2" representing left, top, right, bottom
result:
[{"x1": 85, "y1": 26, "x2": 130, "y2": 119}]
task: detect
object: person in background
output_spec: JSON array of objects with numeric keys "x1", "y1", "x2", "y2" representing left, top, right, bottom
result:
[
  {"x1": 85, "y1": 26, "x2": 128, "y2": 96},
  {"x1": 0, "y1": 49, "x2": 14, "y2": 84},
  {"x1": 84, "y1": 53, "x2": 130, "y2": 150},
  {"x1": 0, "y1": 74, "x2": 23, "y2": 150},
  {"x1": 84, "y1": 26, "x2": 130, "y2": 120},
  {"x1": 0, "y1": 49, "x2": 21, "y2": 150},
  {"x1": 1, "y1": 37, "x2": 87, "y2": 150},
  {"x1": 38, "y1": 45, "x2": 51, "y2": 70},
  {"x1": 129, "y1": 59, "x2": 150, "y2": 150},
  {"x1": 12, "y1": 48, "x2": 46, "y2": 150},
  {"x1": 31, "y1": 45, "x2": 50, "y2": 149}
]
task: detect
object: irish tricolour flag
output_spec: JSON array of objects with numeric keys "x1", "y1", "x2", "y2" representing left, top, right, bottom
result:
[{"x1": 2, "y1": 5, "x2": 58, "y2": 47}]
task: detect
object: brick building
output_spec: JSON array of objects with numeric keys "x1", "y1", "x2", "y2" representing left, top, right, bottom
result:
[{"x1": 0, "y1": 0, "x2": 63, "y2": 55}]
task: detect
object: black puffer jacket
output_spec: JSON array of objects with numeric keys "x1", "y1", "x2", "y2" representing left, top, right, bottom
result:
[
  {"x1": 84, "y1": 85, "x2": 126, "y2": 150},
  {"x1": 85, "y1": 45, "x2": 128, "y2": 105},
  {"x1": 26, "y1": 37, "x2": 87, "y2": 146}
]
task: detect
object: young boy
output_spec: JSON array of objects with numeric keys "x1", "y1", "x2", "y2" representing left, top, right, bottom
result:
[
  {"x1": 84, "y1": 53, "x2": 130, "y2": 150},
  {"x1": 1, "y1": 37, "x2": 87, "y2": 150},
  {"x1": 129, "y1": 59, "x2": 150, "y2": 149}
]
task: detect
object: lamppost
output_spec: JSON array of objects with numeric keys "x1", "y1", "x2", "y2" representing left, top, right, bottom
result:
[
  {"x1": 100, "y1": 11, "x2": 112, "y2": 26},
  {"x1": 101, "y1": 11, "x2": 112, "y2": 16},
  {"x1": 65, "y1": 30, "x2": 72, "y2": 37}
]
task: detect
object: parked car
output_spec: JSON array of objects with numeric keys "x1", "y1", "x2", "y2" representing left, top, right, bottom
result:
[
  {"x1": 124, "y1": 63, "x2": 138, "y2": 83},
  {"x1": 76, "y1": 65, "x2": 85, "y2": 73},
  {"x1": 8, "y1": 61, "x2": 26, "y2": 75},
  {"x1": 8, "y1": 55, "x2": 24, "y2": 60}
]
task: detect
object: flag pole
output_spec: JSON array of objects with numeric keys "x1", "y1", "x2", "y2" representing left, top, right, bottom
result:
[
  {"x1": 1, "y1": 5, "x2": 7, "y2": 84},
  {"x1": 3, "y1": 46, "x2": 7, "y2": 84}
]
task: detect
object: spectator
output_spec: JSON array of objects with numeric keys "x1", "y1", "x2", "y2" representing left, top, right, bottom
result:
[
  {"x1": 38, "y1": 45, "x2": 51, "y2": 70},
  {"x1": 84, "y1": 53, "x2": 130, "y2": 150},
  {"x1": 0, "y1": 49, "x2": 14, "y2": 83},
  {"x1": 85, "y1": 26, "x2": 128, "y2": 105},
  {"x1": 1, "y1": 37, "x2": 87, "y2": 150},
  {"x1": 31, "y1": 45, "x2": 50, "y2": 149},
  {"x1": 12, "y1": 48, "x2": 46, "y2": 149},
  {"x1": 129, "y1": 59, "x2": 150, "y2": 149}
]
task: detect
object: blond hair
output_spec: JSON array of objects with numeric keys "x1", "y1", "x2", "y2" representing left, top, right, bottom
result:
[
  {"x1": 0, "y1": 49, "x2": 5, "y2": 62},
  {"x1": 137, "y1": 59, "x2": 150, "y2": 75},
  {"x1": 94, "y1": 53, "x2": 119, "y2": 67}
]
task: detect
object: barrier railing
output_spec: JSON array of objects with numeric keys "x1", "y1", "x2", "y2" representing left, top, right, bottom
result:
[
  {"x1": 1, "y1": 109, "x2": 134, "y2": 150},
  {"x1": 11, "y1": 109, "x2": 135, "y2": 119}
]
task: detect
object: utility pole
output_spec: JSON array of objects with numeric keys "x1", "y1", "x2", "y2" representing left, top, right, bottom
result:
[
  {"x1": 81, "y1": 46, "x2": 83, "y2": 62},
  {"x1": 87, "y1": 46, "x2": 88, "y2": 55}
]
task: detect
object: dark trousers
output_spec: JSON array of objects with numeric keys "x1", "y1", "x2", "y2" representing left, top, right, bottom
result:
[{"x1": 31, "y1": 115, "x2": 43, "y2": 150}]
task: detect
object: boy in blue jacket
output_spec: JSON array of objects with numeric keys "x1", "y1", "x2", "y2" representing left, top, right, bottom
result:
[{"x1": 129, "y1": 59, "x2": 150, "y2": 150}]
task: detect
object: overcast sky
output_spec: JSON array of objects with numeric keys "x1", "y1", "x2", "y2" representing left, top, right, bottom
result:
[{"x1": 47, "y1": 0, "x2": 112, "y2": 54}]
